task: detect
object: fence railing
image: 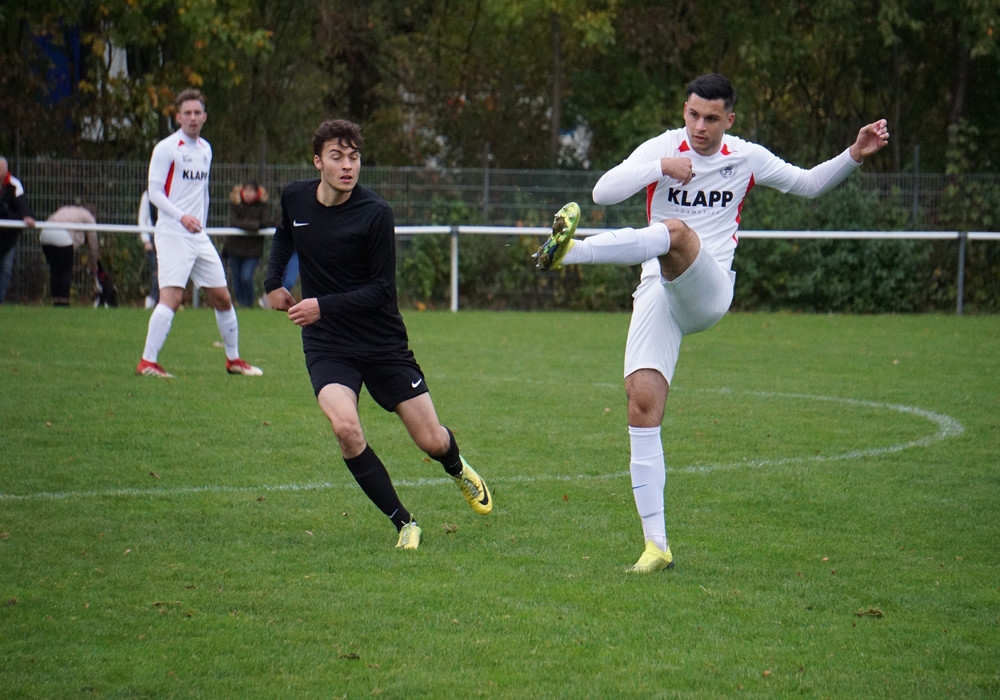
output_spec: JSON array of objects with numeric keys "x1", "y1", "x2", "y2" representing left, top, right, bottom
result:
[
  {"x1": 6, "y1": 159, "x2": 998, "y2": 231},
  {"x1": 3, "y1": 219, "x2": 997, "y2": 314}
]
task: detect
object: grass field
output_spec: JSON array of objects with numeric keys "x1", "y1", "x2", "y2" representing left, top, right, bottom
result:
[{"x1": 1, "y1": 306, "x2": 998, "y2": 698}]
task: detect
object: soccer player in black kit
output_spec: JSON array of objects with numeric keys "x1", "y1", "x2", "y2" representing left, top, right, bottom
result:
[{"x1": 264, "y1": 119, "x2": 491, "y2": 550}]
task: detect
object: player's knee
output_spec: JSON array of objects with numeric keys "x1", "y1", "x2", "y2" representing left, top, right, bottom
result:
[
  {"x1": 416, "y1": 427, "x2": 449, "y2": 457},
  {"x1": 663, "y1": 219, "x2": 698, "y2": 252},
  {"x1": 627, "y1": 403, "x2": 663, "y2": 427},
  {"x1": 330, "y1": 419, "x2": 365, "y2": 454},
  {"x1": 206, "y1": 288, "x2": 233, "y2": 311},
  {"x1": 625, "y1": 373, "x2": 668, "y2": 426}
]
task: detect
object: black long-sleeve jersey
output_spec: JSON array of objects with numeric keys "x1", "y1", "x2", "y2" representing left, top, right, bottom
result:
[{"x1": 265, "y1": 179, "x2": 410, "y2": 358}]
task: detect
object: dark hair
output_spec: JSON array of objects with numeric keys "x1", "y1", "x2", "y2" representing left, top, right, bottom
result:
[
  {"x1": 686, "y1": 73, "x2": 736, "y2": 111},
  {"x1": 176, "y1": 88, "x2": 206, "y2": 111},
  {"x1": 312, "y1": 119, "x2": 364, "y2": 157}
]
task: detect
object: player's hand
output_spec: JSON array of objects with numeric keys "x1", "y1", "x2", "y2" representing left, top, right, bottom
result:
[
  {"x1": 850, "y1": 119, "x2": 890, "y2": 162},
  {"x1": 179, "y1": 214, "x2": 202, "y2": 233},
  {"x1": 660, "y1": 157, "x2": 695, "y2": 185},
  {"x1": 266, "y1": 287, "x2": 296, "y2": 311},
  {"x1": 287, "y1": 297, "x2": 320, "y2": 327}
]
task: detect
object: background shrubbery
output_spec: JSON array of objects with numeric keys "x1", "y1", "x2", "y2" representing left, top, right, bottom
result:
[
  {"x1": 9, "y1": 162, "x2": 999, "y2": 314},
  {"x1": 394, "y1": 178, "x2": 999, "y2": 314}
]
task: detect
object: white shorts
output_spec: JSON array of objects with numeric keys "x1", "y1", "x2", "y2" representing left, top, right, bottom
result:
[
  {"x1": 155, "y1": 231, "x2": 228, "y2": 289},
  {"x1": 623, "y1": 249, "x2": 735, "y2": 383}
]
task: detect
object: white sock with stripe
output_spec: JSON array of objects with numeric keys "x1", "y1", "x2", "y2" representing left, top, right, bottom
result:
[
  {"x1": 215, "y1": 307, "x2": 240, "y2": 361},
  {"x1": 562, "y1": 222, "x2": 670, "y2": 265},
  {"x1": 629, "y1": 425, "x2": 668, "y2": 552},
  {"x1": 142, "y1": 304, "x2": 174, "y2": 363}
]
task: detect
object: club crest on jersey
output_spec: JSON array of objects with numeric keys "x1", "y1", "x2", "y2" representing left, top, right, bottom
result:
[{"x1": 719, "y1": 164, "x2": 737, "y2": 179}]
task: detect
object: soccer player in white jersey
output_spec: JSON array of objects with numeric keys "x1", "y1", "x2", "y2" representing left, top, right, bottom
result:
[
  {"x1": 136, "y1": 88, "x2": 262, "y2": 378},
  {"x1": 533, "y1": 73, "x2": 889, "y2": 573}
]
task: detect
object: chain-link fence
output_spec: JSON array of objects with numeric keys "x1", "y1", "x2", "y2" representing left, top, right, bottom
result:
[{"x1": 2, "y1": 159, "x2": 997, "y2": 311}]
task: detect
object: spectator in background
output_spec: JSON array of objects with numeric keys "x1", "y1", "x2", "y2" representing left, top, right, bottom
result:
[
  {"x1": 0, "y1": 156, "x2": 37, "y2": 303},
  {"x1": 40, "y1": 203, "x2": 100, "y2": 306},
  {"x1": 138, "y1": 190, "x2": 159, "y2": 309},
  {"x1": 224, "y1": 180, "x2": 270, "y2": 308}
]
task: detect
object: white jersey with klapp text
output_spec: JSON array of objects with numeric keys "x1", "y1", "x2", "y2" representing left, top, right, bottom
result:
[
  {"x1": 147, "y1": 130, "x2": 212, "y2": 237},
  {"x1": 592, "y1": 127, "x2": 860, "y2": 278}
]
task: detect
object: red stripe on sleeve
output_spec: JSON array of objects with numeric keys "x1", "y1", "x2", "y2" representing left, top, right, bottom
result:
[{"x1": 164, "y1": 162, "x2": 175, "y2": 197}]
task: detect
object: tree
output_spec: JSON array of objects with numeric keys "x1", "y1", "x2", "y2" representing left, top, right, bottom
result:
[
  {"x1": 0, "y1": 0, "x2": 281, "y2": 160},
  {"x1": 1, "y1": 0, "x2": 996, "y2": 174}
]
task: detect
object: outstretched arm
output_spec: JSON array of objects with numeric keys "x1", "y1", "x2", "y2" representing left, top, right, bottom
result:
[
  {"x1": 773, "y1": 119, "x2": 890, "y2": 199},
  {"x1": 849, "y1": 119, "x2": 890, "y2": 163}
]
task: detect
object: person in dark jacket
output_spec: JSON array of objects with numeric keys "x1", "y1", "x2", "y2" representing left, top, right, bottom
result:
[
  {"x1": 0, "y1": 156, "x2": 37, "y2": 303},
  {"x1": 223, "y1": 181, "x2": 270, "y2": 308}
]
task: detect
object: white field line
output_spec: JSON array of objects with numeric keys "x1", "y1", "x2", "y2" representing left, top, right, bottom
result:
[{"x1": 0, "y1": 389, "x2": 964, "y2": 502}]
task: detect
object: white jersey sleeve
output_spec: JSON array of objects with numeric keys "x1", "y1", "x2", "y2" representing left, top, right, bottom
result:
[
  {"x1": 751, "y1": 147, "x2": 861, "y2": 198},
  {"x1": 592, "y1": 153, "x2": 666, "y2": 205},
  {"x1": 137, "y1": 191, "x2": 153, "y2": 245}
]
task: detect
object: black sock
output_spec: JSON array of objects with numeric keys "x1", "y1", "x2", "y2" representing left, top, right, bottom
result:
[
  {"x1": 344, "y1": 445, "x2": 411, "y2": 530},
  {"x1": 434, "y1": 427, "x2": 463, "y2": 477}
]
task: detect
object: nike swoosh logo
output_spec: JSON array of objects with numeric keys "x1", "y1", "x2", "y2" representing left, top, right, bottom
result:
[
  {"x1": 411, "y1": 378, "x2": 424, "y2": 389},
  {"x1": 477, "y1": 485, "x2": 490, "y2": 508},
  {"x1": 293, "y1": 220, "x2": 309, "y2": 227}
]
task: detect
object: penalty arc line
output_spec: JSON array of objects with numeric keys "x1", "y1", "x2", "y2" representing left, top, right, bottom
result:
[{"x1": 0, "y1": 390, "x2": 964, "y2": 502}]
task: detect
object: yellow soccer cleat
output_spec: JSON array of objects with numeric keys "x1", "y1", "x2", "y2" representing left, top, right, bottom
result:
[
  {"x1": 453, "y1": 456, "x2": 492, "y2": 515},
  {"x1": 396, "y1": 521, "x2": 421, "y2": 550},
  {"x1": 628, "y1": 540, "x2": 675, "y2": 573},
  {"x1": 532, "y1": 202, "x2": 580, "y2": 270}
]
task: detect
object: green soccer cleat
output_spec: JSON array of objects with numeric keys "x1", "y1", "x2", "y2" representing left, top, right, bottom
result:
[
  {"x1": 453, "y1": 456, "x2": 492, "y2": 515},
  {"x1": 396, "y1": 521, "x2": 421, "y2": 550},
  {"x1": 627, "y1": 540, "x2": 675, "y2": 573},
  {"x1": 532, "y1": 201, "x2": 581, "y2": 270}
]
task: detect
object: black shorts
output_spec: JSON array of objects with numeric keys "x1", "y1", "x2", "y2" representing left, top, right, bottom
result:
[{"x1": 305, "y1": 350, "x2": 428, "y2": 411}]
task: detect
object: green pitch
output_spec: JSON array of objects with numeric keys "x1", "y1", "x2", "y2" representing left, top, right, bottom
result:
[{"x1": 1, "y1": 306, "x2": 997, "y2": 698}]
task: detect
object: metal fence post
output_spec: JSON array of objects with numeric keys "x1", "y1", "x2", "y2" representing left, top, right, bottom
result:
[
  {"x1": 956, "y1": 231, "x2": 967, "y2": 315},
  {"x1": 450, "y1": 225, "x2": 459, "y2": 312}
]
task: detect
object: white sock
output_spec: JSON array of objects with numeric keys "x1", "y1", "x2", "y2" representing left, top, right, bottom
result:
[
  {"x1": 562, "y1": 222, "x2": 670, "y2": 265},
  {"x1": 215, "y1": 307, "x2": 240, "y2": 361},
  {"x1": 629, "y1": 425, "x2": 668, "y2": 552},
  {"x1": 142, "y1": 304, "x2": 174, "y2": 363}
]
